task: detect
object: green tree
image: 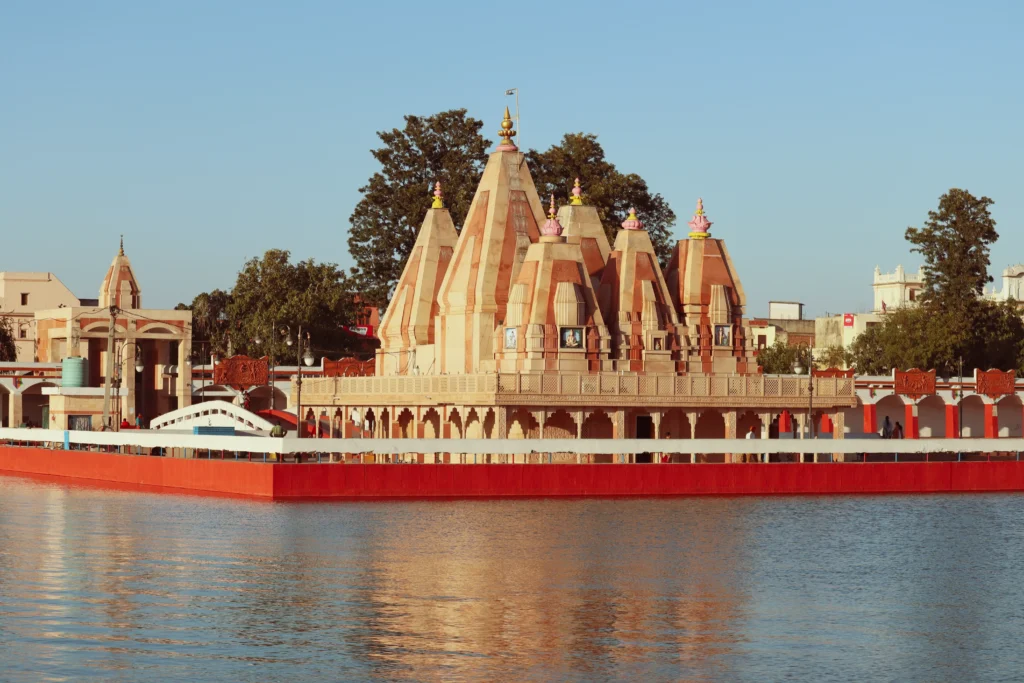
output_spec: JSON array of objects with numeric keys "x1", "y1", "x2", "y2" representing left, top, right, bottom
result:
[
  {"x1": 348, "y1": 109, "x2": 489, "y2": 304},
  {"x1": 906, "y1": 188, "x2": 998, "y2": 316},
  {"x1": 0, "y1": 316, "x2": 16, "y2": 362},
  {"x1": 818, "y1": 344, "x2": 853, "y2": 370},
  {"x1": 756, "y1": 340, "x2": 811, "y2": 374},
  {"x1": 178, "y1": 250, "x2": 359, "y2": 365},
  {"x1": 226, "y1": 249, "x2": 358, "y2": 364},
  {"x1": 527, "y1": 133, "x2": 677, "y2": 265}
]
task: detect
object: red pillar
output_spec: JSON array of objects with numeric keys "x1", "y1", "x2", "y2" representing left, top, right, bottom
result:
[
  {"x1": 780, "y1": 410, "x2": 792, "y2": 433},
  {"x1": 820, "y1": 413, "x2": 833, "y2": 434},
  {"x1": 904, "y1": 402, "x2": 918, "y2": 439},
  {"x1": 945, "y1": 404, "x2": 959, "y2": 438},
  {"x1": 984, "y1": 403, "x2": 999, "y2": 438},
  {"x1": 863, "y1": 403, "x2": 877, "y2": 435}
]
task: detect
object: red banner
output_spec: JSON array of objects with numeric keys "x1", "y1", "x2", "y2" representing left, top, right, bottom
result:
[{"x1": 843, "y1": 313, "x2": 854, "y2": 327}]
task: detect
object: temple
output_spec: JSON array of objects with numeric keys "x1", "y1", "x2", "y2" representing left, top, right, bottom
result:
[{"x1": 297, "y1": 108, "x2": 856, "y2": 455}]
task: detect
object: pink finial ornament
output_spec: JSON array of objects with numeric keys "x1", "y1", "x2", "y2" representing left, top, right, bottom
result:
[
  {"x1": 621, "y1": 207, "x2": 644, "y2": 230},
  {"x1": 541, "y1": 194, "x2": 563, "y2": 237},
  {"x1": 687, "y1": 197, "x2": 712, "y2": 238},
  {"x1": 431, "y1": 181, "x2": 444, "y2": 209}
]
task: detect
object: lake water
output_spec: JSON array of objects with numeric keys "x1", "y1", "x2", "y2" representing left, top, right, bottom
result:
[{"x1": 1, "y1": 475, "x2": 1022, "y2": 682}]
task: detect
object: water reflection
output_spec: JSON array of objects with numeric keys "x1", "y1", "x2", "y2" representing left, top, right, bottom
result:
[{"x1": 1, "y1": 476, "x2": 1023, "y2": 681}]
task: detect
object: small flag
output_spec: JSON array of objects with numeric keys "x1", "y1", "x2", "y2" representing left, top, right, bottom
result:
[{"x1": 505, "y1": 89, "x2": 516, "y2": 96}]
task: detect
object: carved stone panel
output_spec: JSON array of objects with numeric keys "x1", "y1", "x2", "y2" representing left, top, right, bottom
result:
[
  {"x1": 976, "y1": 369, "x2": 1015, "y2": 399},
  {"x1": 214, "y1": 355, "x2": 269, "y2": 390},
  {"x1": 894, "y1": 368, "x2": 936, "y2": 399}
]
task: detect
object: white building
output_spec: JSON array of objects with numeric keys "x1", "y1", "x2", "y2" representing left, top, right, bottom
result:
[
  {"x1": 873, "y1": 265, "x2": 923, "y2": 313},
  {"x1": 986, "y1": 265, "x2": 1024, "y2": 302}
]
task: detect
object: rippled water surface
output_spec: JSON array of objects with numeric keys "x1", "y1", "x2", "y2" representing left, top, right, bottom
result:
[{"x1": 2, "y1": 475, "x2": 1023, "y2": 681}]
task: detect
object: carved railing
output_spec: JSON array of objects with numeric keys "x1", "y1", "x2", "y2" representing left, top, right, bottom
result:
[{"x1": 297, "y1": 372, "x2": 853, "y2": 404}]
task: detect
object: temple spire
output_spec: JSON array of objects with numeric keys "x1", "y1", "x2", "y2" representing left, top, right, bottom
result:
[
  {"x1": 621, "y1": 207, "x2": 644, "y2": 231},
  {"x1": 431, "y1": 181, "x2": 444, "y2": 209},
  {"x1": 687, "y1": 198, "x2": 712, "y2": 239},
  {"x1": 570, "y1": 178, "x2": 584, "y2": 206},
  {"x1": 497, "y1": 106, "x2": 517, "y2": 150},
  {"x1": 541, "y1": 194, "x2": 563, "y2": 237},
  {"x1": 119, "y1": 235, "x2": 124, "y2": 256}
]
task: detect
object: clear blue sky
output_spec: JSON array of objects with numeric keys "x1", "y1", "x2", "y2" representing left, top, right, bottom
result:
[{"x1": 2, "y1": 1, "x2": 1022, "y2": 317}]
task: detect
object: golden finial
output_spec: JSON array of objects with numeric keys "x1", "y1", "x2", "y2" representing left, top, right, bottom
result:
[
  {"x1": 548, "y1": 194, "x2": 557, "y2": 219},
  {"x1": 431, "y1": 181, "x2": 444, "y2": 209},
  {"x1": 119, "y1": 235, "x2": 124, "y2": 256},
  {"x1": 497, "y1": 106, "x2": 517, "y2": 149},
  {"x1": 570, "y1": 177, "x2": 583, "y2": 205}
]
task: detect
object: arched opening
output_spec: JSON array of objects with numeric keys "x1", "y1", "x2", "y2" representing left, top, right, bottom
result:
[
  {"x1": 247, "y1": 384, "x2": 288, "y2": 412},
  {"x1": 464, "y1": 408, "x2": 484, "y2": 439},
  {"x1": 875, "y1": 394, "x2": 906, "y2": 438},
  {"x1": 544, "y1": 409, "x2": 578, "y2": 439},
  {"x1": 581, "y1": 410, "x2": 613, "y2": 439},
  {"x1": 21, "y1": 382, "x2": 57, "y2": 428},
  {"x1": 448, "y1": 408, "x2": 466, "y2": 439},
  {"x1": 694, "y1": 410, "x2": 725, "y2": 439},
  {"x1": 918, "y1": 395, "x2": 947, "y2": 438},
  {"x1": 483, "y1": 408, "x2": 496, "y2": 439},
  {"x1": 507, "y1": 408, "x2": 539, "y2": 439},
  {"x1": 422, "y1": 408, "x2": 441, "y2": 440},
  {"x1": 960, "y1": 395, "x2": 986, "y2": 438},
  {"x1": 660, "y1": 409, "x2": 691, "y2": 441},
  {"x1": 997, "y1": 395, "x2": 1023, "y2": 438},
  {"x1": 737, "y1": 411, "x2": 763, "y2": 439}
]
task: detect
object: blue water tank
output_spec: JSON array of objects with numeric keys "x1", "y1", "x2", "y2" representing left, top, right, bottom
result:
[{"x1": 61, "y1": 357, "x2": 88, "y2": 388}]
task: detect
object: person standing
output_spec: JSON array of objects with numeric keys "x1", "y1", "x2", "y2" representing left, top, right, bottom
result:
[
  {"x1": 893, "y1": 421, "x2": 903, "y2": 440},
  {"x1": 882, "y1": 416, "x2": 893, "y2": 439}
]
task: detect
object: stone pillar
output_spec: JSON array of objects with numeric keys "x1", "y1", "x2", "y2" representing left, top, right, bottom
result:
[
  {"x1": 904, "y1": 402, "x2": 919, "y2": 439},
  {"x1": 686, "y1": 410, "x2": 699, "y2": 463},
  {"x1": 496, "y1": 406, "x2": 508, "y2": 440},
  {"x1": 985, "y1": 403, "x2": 999, "y2": 439},
  {"x1": 832, "y1": 410, "x2": 846, "y2": 463},
  {"x1": 613, "y1": 409, "x2": 626, "y2": 463},
  {"x1": 945, "y1": 403, "x2": 959, "y2": 438},
  {"x1": 573, "y1": 410, "x2": 583, "y2": 439},
  {"x1": 723, "y1": 410, "x2": 737, "y2": 463},
  {"x1": 123, "y1": 322, "x2": 137, "y2": 423},
  {"x1": 795, "y1": 414, "x2": 806, "y2": 463},
  {"x1": 8, "y1": 392, "x2": 23, "y2": 428},
  {"x1": 177, "y1": 336, "x2": 192, "y2": 409}
]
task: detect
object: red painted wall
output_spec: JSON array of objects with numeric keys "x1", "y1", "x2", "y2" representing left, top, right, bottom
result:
[
  {"x1": 4, "y1": 447, "x2": 1024, "y2": 500},
  {"x1": 0, "y1": 447, "x2": 273, "y2": 497}
]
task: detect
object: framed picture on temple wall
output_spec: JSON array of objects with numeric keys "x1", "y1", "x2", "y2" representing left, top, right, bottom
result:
[
  {"x1": 560, "y1": 326, "x2": 584, "y2": 349},
  {"x1": 504, "y1": 327, "x2": 517, "y2": 350},
  {"x1": 714, "y1": 325, "x2": 731, "y2": 347}
]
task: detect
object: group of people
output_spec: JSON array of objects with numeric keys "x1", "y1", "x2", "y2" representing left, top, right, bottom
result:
[{"x1": 881, "y1": 416, "x2": 904, "y2": 439}]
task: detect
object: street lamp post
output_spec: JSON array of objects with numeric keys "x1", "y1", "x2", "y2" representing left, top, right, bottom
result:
[
  {"x1": 113, "y1": 341, "x2": 144, "y2": 431},
  {"x1": 286, "y1": 325, "x2": 313, "y2": 439}
]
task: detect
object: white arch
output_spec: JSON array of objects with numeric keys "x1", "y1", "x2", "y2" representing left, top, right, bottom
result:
[{"x1": 149, "y1": 400, "x2": 275, "y2": 434}]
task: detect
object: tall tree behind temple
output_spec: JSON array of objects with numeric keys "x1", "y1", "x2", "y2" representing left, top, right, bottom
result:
[
  {"x1": 177, "y1": 249, "x2": 358, "y2": 364},
  {"x1": 0, "y1": 317, "x2": 16, "y2": 362},
  {"x1": 348, "y1": 109, "x2": 489, "y2": 305},
  {"x1": 527, "y1": 133, "x2": 677, "y2": 266}
]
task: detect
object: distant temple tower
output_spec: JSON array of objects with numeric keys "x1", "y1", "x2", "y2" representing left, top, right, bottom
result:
[
  {"x1": 376, "y1": 182, "x2": 459, "y2": 375},
  {"x1": 435, "y1": 107, "x2": 546, "y2": 374},
  {"x1": 597, "y1": 208, "x2": 681, "y2": 373},
  {"x1": 99, "y1": 236, "x2": 141, "y2": 309},
  {"x1": 556, "y1": 178, "x2": 611, "y2": 292},
  {"x1": 495, "y1": 196, "x2": 611, "y2": 373},
  {"x1": 665, "y1": 199, "x2": 756, "y2": 373}
]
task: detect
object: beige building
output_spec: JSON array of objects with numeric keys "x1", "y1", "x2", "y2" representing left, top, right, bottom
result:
[
  {"x1": 0, "y1": 272, "x2": 85, "y2": 362},
  {"x1": 23, "y1": 240, "x2": 193, "y2": 430}
]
